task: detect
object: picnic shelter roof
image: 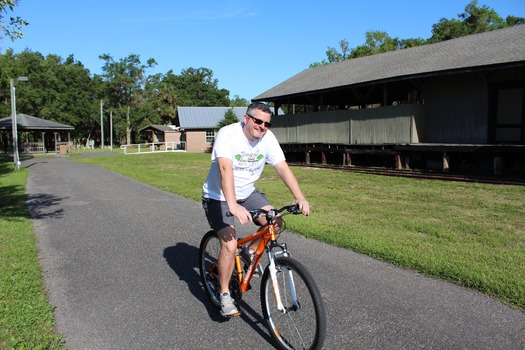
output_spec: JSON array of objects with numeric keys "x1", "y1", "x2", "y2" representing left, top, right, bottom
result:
[{"x1": 0, "y1": 114, "x2": 74, "y2": 131}]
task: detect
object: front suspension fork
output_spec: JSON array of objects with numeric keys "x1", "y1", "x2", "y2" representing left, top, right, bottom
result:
[{"x1": 266, "y1": 242, "x2": 292, "y2": 312}]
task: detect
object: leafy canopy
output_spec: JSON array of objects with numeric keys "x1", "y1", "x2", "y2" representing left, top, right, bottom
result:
[
  {"x1": 215, "y1": 108, "x2": 239, "y2": 131},
  {"x1": 310, "y1": 0, "x2": 525, "y2": 67},
  {"x1": 0, "y1": 0, "x2": 28, "y2": 42}
]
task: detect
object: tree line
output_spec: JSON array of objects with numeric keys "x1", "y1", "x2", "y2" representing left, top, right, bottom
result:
[
  {"x1": 310, "y1": 0, "x2": 524, "y2": 67},
  {"x1": 1, "y1": 0, "x2": 523, "y2": 147},
  {"x1": 0, "y1": 49, "x2": 249, "y2": 145}
]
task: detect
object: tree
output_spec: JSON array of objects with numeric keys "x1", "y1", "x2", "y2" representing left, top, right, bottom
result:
[
  {"x1": 429, "y1": 0, "x2": 523, "y2": 42},
  {"x1": 429, "y1": 18, "x2": 469, "y2": 43},
  {"x1": 144, "y1": 71, "x2": 178, "y2": 125},
  {"x1": 0, "y1": 49, "x2": 96, "y2": 141},
  {"x1": 0, "y1": 0, "x2": 28, "y2": 43},
  {"x1": 215, "y1": 108, "x2": 239, "y2": 131},
  {"x1": 229, "y1": 95, "x2": 249, "y2": 107},
  {"x1": 311, "y1": 0, "x2": 524, "y2": 66},
  {"x1": 98, "y1": 54, "x2": 157, "y2": 144},
  {"x1": 169, "y1": 67, "x2": 230, "y2": 107}
]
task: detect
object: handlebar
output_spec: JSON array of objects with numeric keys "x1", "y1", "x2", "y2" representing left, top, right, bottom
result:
[{"x1": 226, "y1": 204, "x2": 301, "y2": 220}]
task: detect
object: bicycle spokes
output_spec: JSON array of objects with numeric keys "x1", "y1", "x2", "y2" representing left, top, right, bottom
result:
[{"x1": 261, "y1": 256, "x2": 326, "y2": 350}]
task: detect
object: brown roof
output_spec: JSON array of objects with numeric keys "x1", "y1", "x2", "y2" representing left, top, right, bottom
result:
[{"x1": 138, "y1": 125, "x2": 179, "y2": 133}]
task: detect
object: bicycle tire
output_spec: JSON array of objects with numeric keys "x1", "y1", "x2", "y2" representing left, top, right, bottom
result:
[
  {"x1": 260, "y1": 256, "x2": 326, "y2": 350},
  {"x1": 198, "y1": 230, "x2": 221, "y2": 308}
]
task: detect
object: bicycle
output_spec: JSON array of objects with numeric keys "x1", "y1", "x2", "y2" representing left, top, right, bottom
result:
[{"x1": 198, "y1": 204, "x2": 327, "y2": 350}]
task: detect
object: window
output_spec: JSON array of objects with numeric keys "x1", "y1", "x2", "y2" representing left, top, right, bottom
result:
[{"x1": 206, "y1": 130, "x2": 215, "y2": 143}]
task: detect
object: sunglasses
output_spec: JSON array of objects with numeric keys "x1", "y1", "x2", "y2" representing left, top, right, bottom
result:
[{"x1": 247, "y1": 114, "x2": 272, "y2": 128}]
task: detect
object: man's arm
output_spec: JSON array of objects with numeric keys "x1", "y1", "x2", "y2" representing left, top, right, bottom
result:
[
  {"x1": 274, "y1": 160, "x2": 310, "y2": 215},
  {"x1": 217, "y1": 157, "x2": 252, "y2": 225}
]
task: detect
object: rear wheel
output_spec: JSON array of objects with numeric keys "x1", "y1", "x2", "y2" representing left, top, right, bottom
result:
[
  {"x1": 198, "y1": 230, "x2": 221, "y2": 308},
  {"x1": 260, "y1": 256, "x2": 326, "y2": 350}
]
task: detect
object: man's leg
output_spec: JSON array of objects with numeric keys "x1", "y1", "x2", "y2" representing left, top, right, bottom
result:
[
  {"x1": 216, "y1": 225, "x2": 240, "y2": 316},
  {"x1": 216, "y1": 225, "x2": 237, "y2": 294}
]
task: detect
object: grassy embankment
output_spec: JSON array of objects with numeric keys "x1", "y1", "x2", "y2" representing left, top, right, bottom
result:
[{"x1": 74, "y1": 152, "x2": 525, "y2": 311}]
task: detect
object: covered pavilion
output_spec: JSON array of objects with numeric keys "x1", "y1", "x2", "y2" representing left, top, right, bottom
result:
[{"x1": 0, "y1": 113, "x2": 75, "y2": 154}]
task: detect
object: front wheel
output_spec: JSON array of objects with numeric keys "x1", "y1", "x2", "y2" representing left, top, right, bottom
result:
[
  {"x1": 198, "y1": 230, "x2": 221, "y2": 308},
  {"x1": 260, "y1": 256, "x2": 326, "y2": 350}
]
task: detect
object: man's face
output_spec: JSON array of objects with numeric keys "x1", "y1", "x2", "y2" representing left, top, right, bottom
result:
[{"x1": 243, "y1": 109, "x2": 272, "y2": 141}]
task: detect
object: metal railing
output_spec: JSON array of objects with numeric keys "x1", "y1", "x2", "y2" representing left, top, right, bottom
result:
[{"x1": 120, "y1": 142, "x2": 186, "y2": 154}]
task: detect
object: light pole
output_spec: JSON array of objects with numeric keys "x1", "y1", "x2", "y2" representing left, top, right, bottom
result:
[
  {"x1": 100, "y1": 99, "x2": 104, "y2": 150},
  {"x1": 10, "y1": 76, "x2": 29, "y2": 171}
]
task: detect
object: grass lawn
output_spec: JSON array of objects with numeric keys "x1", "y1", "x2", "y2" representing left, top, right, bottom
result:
[
  {"x1": 1, "y1": 151, "x2": 523, "y2": 349},
  {"x1": 0, "y1": 155, "x2": 63, "y2": 349},
  {"x1": 73, "y1": 152, "x2": 525, "y2": 311}
]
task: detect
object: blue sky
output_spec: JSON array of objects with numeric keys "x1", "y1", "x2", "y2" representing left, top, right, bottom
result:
[{"x1": 2, "y1": 0, "x2": 524, "y2": 101}]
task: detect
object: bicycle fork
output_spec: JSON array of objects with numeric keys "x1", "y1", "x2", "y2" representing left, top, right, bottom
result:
[{"x1": 267, "y1": 244, "x2": 300, "y2": 313}]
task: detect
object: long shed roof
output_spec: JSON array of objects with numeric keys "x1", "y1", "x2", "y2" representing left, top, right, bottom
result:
[
  {"x1": 253, "y1": 25, "x2": 525, "y2": 101},
  {"x1": 0, "y1": 114, "x2": 74, "y2": 131}
]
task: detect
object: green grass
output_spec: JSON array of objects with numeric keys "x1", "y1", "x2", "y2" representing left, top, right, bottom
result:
[
  {"x1": 0, "y1": 156, "x2": 63, "y2": 349},
  {"x1": 73, "y1": 152, "x2": 525, "y2": 311},
  {"x1": 1, "y1": 151, "x2": 523, "y2": 349}
]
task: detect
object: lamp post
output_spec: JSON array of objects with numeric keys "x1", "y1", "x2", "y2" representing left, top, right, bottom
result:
[{"x1": 10, "y1": 76, "x2": 29, "y2": 171}]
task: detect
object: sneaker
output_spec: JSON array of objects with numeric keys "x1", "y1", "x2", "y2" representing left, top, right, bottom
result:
[
  {"x1": 241, "y1": 247, "x2": 262, "y2": 277},
  {"x1": 220, "y1": 293, "x2": 240, "y2": 317}
]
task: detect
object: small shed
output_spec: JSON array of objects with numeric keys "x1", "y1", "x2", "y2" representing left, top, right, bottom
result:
[
  {"x1": 0, "y1": 113, "x2": 74, "y2": 153},
  {"x1": 177, "y1": 107, "x2": 246, "y2": 152},
  {"x1": 138, "y1": 124, "x2": 183, "y2": 148}
]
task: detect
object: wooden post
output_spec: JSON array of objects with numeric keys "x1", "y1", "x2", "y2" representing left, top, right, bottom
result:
[
  {"x1": 395, "y1": 154, "x2": 403, "y2": 170},
  {"x1": 443, "y1": 153, "x2": 450, "y2": 173}
]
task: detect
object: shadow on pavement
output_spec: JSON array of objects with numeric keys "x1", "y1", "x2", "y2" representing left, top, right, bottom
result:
[
  {"x1": 26, "y1": 193, "x2": 65, "y2": 220},
  {"x1": 163, "y1": 242, "x2": 274, "y2": 346}
]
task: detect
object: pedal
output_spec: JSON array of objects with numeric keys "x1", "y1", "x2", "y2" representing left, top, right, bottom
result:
[{"x1": 224, "y1": 311, "x2": 242, "y2": 318}]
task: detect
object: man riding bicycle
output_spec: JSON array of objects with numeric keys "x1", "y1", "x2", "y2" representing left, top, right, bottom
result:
[{"x1": 202, "y1": 102, "x2": 310, "y2": 317}]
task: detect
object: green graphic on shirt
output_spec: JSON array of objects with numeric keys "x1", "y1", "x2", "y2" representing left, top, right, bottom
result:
[{"x1": 233, "y1": 151, "x2": 264, "y2": 173}]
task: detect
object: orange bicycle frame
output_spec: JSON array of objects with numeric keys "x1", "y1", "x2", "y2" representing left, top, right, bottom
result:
[{"x1": 235, "y1": 222, "x2": 278, "y2": 293}]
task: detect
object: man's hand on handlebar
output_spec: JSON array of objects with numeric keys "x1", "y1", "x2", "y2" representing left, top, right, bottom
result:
[
  {"x1": 294, "y1": 198, "x2": 310, "y2": 216},
  {"x1": 229, "y1": 204, "x2": 253, "y2": 225}
]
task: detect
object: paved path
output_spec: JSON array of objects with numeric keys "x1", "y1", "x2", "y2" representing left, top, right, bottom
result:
[{"x1": 24, "y1": 156, "x2": 525, "y2": 349}]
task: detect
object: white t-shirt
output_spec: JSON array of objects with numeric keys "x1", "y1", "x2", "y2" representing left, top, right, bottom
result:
[{"x1": 202, "y1": 122, "x2": 286, "y2": 201}]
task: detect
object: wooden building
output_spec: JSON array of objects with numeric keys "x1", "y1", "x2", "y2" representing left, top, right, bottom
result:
[
  {"x1": 253, "y1": 25, "x2": 525, "y2": 177},
  {"x1": 138, "y1": 124, "x2": 183, "y2": 149}
]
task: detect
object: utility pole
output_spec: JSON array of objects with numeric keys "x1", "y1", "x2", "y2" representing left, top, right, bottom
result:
[
  {"x1": 110, "y1": 110, "x2": 113, "y2": 151},
  {"x1": 10, "y1": 76, "x2": 29, "y2": 171},
  {"x1": 100, "y1": 99, "x2": 104, "y2": 150}
]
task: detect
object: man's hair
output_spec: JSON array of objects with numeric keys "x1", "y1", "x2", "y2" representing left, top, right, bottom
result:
[{"x1": 246, "y1": 102, "x2": 272, "y2": 116}]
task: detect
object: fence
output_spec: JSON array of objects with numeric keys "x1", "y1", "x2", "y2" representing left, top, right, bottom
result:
[{"x1": 120, "y1": 142, "x2": 186, "y2": 155}]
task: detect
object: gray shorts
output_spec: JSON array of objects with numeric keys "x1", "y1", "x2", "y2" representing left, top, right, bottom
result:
[{"x1": 202, "y1": 189, "x2": 270, "y2": 232}]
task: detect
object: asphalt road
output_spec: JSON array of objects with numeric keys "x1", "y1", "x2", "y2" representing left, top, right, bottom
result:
[{"x1": 23, "y1": 155, "x2": 525, "y2": 349}]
